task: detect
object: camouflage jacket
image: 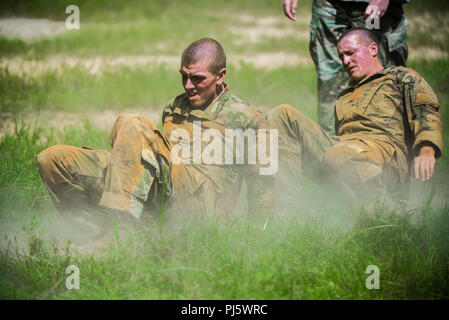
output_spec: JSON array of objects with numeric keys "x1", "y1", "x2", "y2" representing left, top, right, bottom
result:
[
  {"x1": 161, "y1": 84, "x2": 275, "y2": 217},
  {"x1": 335, "y1": 66, "x2": 443, "y2": 182}
]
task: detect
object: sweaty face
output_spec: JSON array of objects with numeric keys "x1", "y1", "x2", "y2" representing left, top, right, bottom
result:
[
  {"x1": 180, "y1": 60, "x2": 222, "y2": 108},
  {"x1": 337, "y1": 34, "x2": 377, "y2": 82}
]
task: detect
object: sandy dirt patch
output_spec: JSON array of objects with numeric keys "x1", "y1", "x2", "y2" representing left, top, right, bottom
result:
[
  {"x1": 408, "y1": 47, "x2": 448, "y2": 60},
  {"x1": 0, "y1": 17, "x2": 67, "y2": 41},
  {"x1": 233, "y1": 13, "x2": 311, "y2": 26},
  {"x1": 2, "y1": 45, "x2": 445, "y2": 78},
  {"x1": 229, "y1": 14, "x2": 311, "y2": 45},
  {"x1": 233, "y1": 52, "x2": 312, "y2": 69},
  {"x1": 0, "y1": 55, "x2": 180, "y2": 75},
  {"x1": 0, "y1": 52, "x2": 314, "y2": 76},
  {"x1": 2, "y1": 14, "x2": 447, "y2": 77},
  {"x1": 230, "y1": 25, "x2": 309, "y2": 45},
  {"x1": 408, "y1": 12, "x2": 449, "y2": 41},
  {"x1": 0, "y1": 108, "x2": 161, "y2": 141}
]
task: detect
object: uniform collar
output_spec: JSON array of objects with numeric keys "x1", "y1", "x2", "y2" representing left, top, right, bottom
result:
[
  {"x1": 348, "y1": 66, "x2": 395, "y2": 88},
  {"x1": 172, "y1": 83, "x2": 230, "y2": 121}
]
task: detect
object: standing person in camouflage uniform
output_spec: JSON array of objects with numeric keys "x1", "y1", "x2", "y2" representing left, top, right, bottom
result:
[
  {"x1": 283, "y1": 0, "x2": 409, "y2": 135},
  {"x1": 267, "y1": 28, "x2": 442, "y2": 206},
  {"x1": 37, "y1": 38, "x2": 275, "y2": 240}
]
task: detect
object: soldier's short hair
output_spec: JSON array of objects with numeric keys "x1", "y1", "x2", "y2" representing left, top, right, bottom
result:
[
  {"x1": 338, "y1": 28, "x2": 380, "y2": 47},
  {"x1": 181, "y1": 38, "x2": 226, "y2": 75}
]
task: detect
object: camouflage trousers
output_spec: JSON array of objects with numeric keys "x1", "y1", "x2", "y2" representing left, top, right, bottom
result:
[
  {"x1": 37, "y1": 113, "x2": 174, "y2": 234},
  {"x1": 266, "y1": 104, "x2": 406, "y2": 207},
  {"x1": 310, "y1": 0, "x2": 409, "y2": 134}
]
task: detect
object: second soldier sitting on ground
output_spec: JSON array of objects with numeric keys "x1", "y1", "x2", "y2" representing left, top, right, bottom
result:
[{"x1": 267, "y1": 28, "x2": 442, "y2": 208}]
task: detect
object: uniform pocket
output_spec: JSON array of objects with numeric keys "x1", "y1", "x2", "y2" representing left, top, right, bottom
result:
[{"x1": 360, "y1": 78, "x2": 400, "y2": 119}]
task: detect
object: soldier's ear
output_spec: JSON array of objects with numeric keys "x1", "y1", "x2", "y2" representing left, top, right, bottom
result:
[
  {"x1": 216, "y1": 67, "x2": 226, "y2": 85},
  {"x1": 369, "y1": 42, "x2": 378, "y2": 57}
]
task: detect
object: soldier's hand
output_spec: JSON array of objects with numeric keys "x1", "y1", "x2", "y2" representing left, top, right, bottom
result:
[
  {"x1": 283, "y1": 0, "x2": 298, "y2": 21},
  {"x1": 364, "y1": 0, "x2": 390, "y2": 19},
  {"x1": 413, "y1": 145, "x2": 436, "y2": 182}
]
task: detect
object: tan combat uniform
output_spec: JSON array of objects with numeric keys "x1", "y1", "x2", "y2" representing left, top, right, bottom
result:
[
  {"x1": 267, "y1": 66, "x2": 442, "y2": 205},
  {"x1": 37, "y1": 84, "x2": 274, "y2": 232}
]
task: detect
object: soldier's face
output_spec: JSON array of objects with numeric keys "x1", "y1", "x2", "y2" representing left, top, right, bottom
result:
[
  {"x1": 180, "y1": 59, "x2": 226, "y2": 108},
  {"x1": 337, "y1": 34, "x2": 378, "y2": 82}
]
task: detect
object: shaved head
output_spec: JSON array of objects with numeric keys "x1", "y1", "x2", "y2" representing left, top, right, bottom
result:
[
  {"x1": 338, "y1": 28, "x2": 380, "y2": 48},
  {"x1": 337, "y1": 27, "x2": 384, "y2": 82},
  {"x1": 181, "y1": 38, "x2": 226, "y2": 75}
]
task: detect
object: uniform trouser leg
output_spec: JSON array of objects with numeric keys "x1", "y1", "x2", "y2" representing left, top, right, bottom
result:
[
  {"x1": 322, "y1": 140, "x2": 391, "y2": 205},
  {"x1": 98, "y1": 113, "x2": 172, "y2": 218},
  {"x1": 266, "y1": 104, "x2": 335, "y2": 208},
  {"x1": 267, "y1": 105, "x2": 402, "y2": 206},
  {"x1": 37, "y1": 145, "x2": 112, "y2": 235},
  {"x1": 38, "y1": 113, "x2": 173, "y2": 229},
  {"x1": 309, "y1": 0, "x2": 408, "y2": 135}
]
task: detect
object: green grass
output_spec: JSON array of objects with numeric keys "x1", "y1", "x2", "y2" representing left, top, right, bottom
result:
[
  {"x1": 0, "y1": 64, "x2": 318, "y2": 119},
  {"x1": 1, "y1": 203, "x2": 448, "y2": 299},
  {"x1": 0, "y1": 0, "x2": 294, "y2": 22},
  {"x1": 0, "y1": 117, "x2": 448, "y2": 299},
  {"x1": 0, "y1": 0, "x2": 309, "y2": 58}
]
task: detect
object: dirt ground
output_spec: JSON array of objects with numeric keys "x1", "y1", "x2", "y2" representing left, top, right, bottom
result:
[{"x1": 0, "y1": 109, "x2": 160, "y2": 142}]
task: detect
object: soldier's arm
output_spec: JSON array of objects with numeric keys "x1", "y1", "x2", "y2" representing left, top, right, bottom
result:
[
  {"x1": 406, "y1": 70, "x2": 443, "y2": 182},
  {"x1": 161, "y1": 101, "x2": 174, "y2": 125}
]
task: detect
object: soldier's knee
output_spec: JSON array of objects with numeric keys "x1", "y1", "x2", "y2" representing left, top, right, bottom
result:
[
  {"x1": 266, "y1": 104, "x2": 302, "y2": 126},
  {"x1": 268, "y1": 104, "x2": 295, "y2": 117},
  {"x1": 323, "y1": 146, "x2": 384, "y2": 184},
  {"x1": 110, "y1": 112, "x2": 157, "y2": 146},
  {"x1": 323, "y1": 146, "x2": 355, "y2": 174},
  {"x1": 37, "y1": 145, "x2": 74, "y2": 173},
  {"x1": 112, "y1": 112, "x2": 154, "y2": 132},
  {"x1": 119, "y1": 112, "x2": 142, "y2": 120},
  {"x1": 115, "y1": 112, "x2": 145, "y2": 125},
  {"x1": 323, "y1": 148, "x2": 341, "y2": 171}
]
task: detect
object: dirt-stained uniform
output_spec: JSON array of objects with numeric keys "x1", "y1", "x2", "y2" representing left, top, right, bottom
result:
[
  {"x1": 37, "y1": 84, "x2": 274, "y2": 232},
  {"x1": 310, "y1": 0, "x2": 409, "y2": 134},
  {"x1": 267, "y1": 66, "x2": 442, "y2": 204},
  {"x1": 161, "y1": 84, "x2": 274, "y2": 218}
]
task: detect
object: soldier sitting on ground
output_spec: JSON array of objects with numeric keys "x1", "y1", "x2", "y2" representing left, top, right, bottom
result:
[
  {"x1": 267, "y1": 28, "x2": 442, "y2": 207},
  {"x1": 282, "y1": 0, "x2": 410, "y2": 136},
  {"x1": 37, "y1": 38, "x2": 275, "y2": 241}
]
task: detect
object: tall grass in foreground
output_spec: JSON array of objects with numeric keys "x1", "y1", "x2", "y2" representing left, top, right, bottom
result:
[
  {"x1": 0, "y1": 203, "x2": 448, "y2": 299},
  {"x1": 0, "y1": 122, "x2": 448, "y2": 299},
  {"x1": 0, "y1": 87, "x2": 448, "y2": 298}
]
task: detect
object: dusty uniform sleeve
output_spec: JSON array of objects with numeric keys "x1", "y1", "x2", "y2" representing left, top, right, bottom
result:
[
  {"x1": 244, "y1": 106, "x2": 275, "y2": 218},
  {"x1": 161, "y1": 101, "x2": 174, "y2": 126},
  {"x1": 402, "y1": 69, "x2": 443, "y2": 158}
]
